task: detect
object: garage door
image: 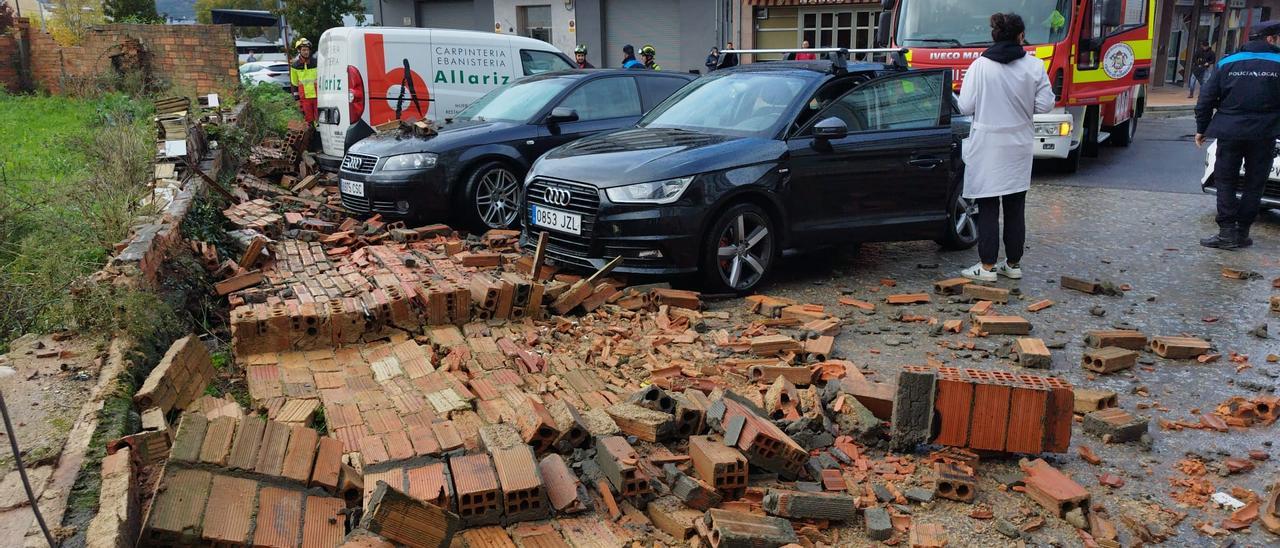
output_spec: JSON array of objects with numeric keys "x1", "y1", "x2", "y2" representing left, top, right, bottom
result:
[
  {"x1": 416, "y1": 0, "x2": 475, "y2": 30},
  {"x1": 603, "y1": 0, "x2": 681, "y2": 71}
]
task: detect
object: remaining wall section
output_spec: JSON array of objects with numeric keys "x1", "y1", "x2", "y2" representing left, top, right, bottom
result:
[{"x1": 25, "y1": 21, "x2": 238, "y2": 95}]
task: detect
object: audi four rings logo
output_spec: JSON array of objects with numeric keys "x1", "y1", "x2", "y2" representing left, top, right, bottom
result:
[
  {"x1": 342, "y1": 156, "x2": 367, "y2": 170},
  {"x1": 544, "y1": 186, "x2": 572, "y2": 207}
]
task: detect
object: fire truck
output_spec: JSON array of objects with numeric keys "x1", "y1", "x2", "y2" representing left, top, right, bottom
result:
[{"x1": 878, "y1": 0, "x2": 1154, "y2": 172}]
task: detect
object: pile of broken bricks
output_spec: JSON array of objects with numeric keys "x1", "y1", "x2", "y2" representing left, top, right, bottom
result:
[{"x1": 78, "y1": 129, "x2": 1280, "y2": 548}]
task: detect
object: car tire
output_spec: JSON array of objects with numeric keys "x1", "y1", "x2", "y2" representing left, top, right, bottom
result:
[
  {"x1": 1109, "y1": 115, "x2": 1137, "y2": 147},
  {"x1": 701, "y1": 203, "x2": 777, "y2": 293},
  {"x1": 460, "y1": 161, "x2": 523, "y2": 231},
  {"x1": 937, "y1": 187, "x2": 979, "y2": 250}
]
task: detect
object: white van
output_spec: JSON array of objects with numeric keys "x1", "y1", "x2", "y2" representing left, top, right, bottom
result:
[{"x1": 315, "y1": 27, "x2": 574, "y2": 171}]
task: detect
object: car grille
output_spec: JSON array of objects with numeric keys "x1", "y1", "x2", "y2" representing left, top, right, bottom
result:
[
  {"x1": 1268, "y1": 180, "x2": 1280, "y2": 197},
  {"x1": 525, "y1": 178, "x2": 600, "y2": 260},
  {"x1": 341, "y1": 153, "x2": 377, "y2": 174},
  {"x1": 341, "y1": 193, "x2": 371, "y2": 213}
]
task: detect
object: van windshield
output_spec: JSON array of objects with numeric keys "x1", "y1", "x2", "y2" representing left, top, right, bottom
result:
[{"x1": 455, "y1": 77, "x2": 574, "y2": 123}]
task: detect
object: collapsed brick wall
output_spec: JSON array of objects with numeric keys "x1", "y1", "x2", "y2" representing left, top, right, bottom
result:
[
  {"x1": 26, "y1": 20, "x2": 238, "y2": 95},
  {"x1": 0, "y1": 20, "x2": 29, "y2": 92}
]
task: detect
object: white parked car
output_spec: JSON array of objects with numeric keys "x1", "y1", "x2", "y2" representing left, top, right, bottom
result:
[
  {"x1": 1201, "y1": 139, "x2": 1280, "y2": 210},
  {"x1": 240, "y1": 61, "x2": 293, "y2": 91}
]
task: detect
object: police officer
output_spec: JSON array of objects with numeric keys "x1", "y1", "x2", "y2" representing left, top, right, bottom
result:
[
  {"x1": 640, "y1": 44, "x2": 661, "y2": 70},
  {"x1": 290, "y1": 38, "x2": 319, "y2": 125},
  {"x1": 1195, "y1": 20, "x2": 1280, "y2": 249},
  {"x1": 574, "y1": 44, "x2": 593, "y2": 69}
]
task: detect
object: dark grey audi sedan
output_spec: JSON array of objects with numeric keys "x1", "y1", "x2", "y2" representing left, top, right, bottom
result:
[{"x1": 522, "y1": 58, "x2": 976, "y2": 292}]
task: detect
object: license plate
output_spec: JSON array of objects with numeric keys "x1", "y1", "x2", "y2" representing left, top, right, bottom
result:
[
  {"x1": 340, "y1": 179, "x2": 365, "y2": 197},
  {"x1": 530, "y1": 205, "x2": 581, "y2": 235}
]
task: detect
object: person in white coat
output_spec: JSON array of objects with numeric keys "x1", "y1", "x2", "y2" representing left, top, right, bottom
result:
[{"x1": 956, "y1": 12, "x2": 1056, "y2": 282}]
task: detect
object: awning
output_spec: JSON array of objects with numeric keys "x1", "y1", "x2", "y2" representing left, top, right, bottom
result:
[
  {"x1": 744, "y1": 0, "x2": 880, "y2": 6},
  {"x1": 211, "y1": 9, "x2": 280, "y2": 27}
]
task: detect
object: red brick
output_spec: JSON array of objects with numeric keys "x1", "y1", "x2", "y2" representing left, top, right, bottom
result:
[
  {"x1": 301, "y1": 496, "x2": 346, "y2": 548},
  {"x1": 254, "y1": 421, "x2": 292, "y2": 476},
  {"x1": 1020, "y1": 459, "x2": 1089, "y2": 517},
  {"x1": 254, "y1": 486, "x2": 304, "y2": 548},
  {"x1": 933, "y1": 375, "x2": 973, "y2": 447},
  {"x1": 281, "y1": 425, "x2": 319, "y2": 483},
  {"x1": 432, "y1": 421, "x2": 465, "y2": 452},
  {"x1": 144, "y1": 468, "x2": 212, "y2": 545},
  {"x1": 201, "y1": 475, "x2": 256, "y2": 545},
  {"x1": 383, "y1": 430, "x2": 415, "y2": 462},
  {"x1": 538, "y1": 454, "x2": 587, "y2": 514},
  {"x1": 492, "y1": 445, "x2": 549, "y2": 523},
  {"x1": 408, "y1": 425, "x2": 441, "y2": 456},
  {"x1": 1005, "y1": 384, "x2": 1049, "y2": 453},
  {"x1": 450, "y1": 452, "x2": 502, "y2": 526},
  {"x1": 358, "y1": 435, "x2": 390, "y2": 466},
  {"x1": 688, "y1": 435, "x2": 748, "y2": 500},
  {"x1": 407, "y1": 462, "x2": 453, "y2": 509},
  {"x1": 966, "y1": 371, "x2": 1011, "y2": 451},
  {"x1": 310, "y1": 437, "x2": 343, "y2": 492}
]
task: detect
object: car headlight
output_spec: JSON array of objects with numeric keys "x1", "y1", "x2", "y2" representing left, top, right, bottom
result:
[
  {"x1": 1034, "y1": 122, "x2": 1071, "y2": 137},
  {"x1": 378, "y1": 152, "x2": 438, "y2": 171},
  {"x1": 605, "y1": 177, "x2": 693, "y2": 204}
]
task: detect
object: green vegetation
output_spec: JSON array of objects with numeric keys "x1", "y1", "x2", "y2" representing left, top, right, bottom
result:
[
  {"x1": 0, "y1": 93, "x2": 160, "y2": 351},
  {"x1": 281, "y1": 0, "x2": 366, "y2": 46}
]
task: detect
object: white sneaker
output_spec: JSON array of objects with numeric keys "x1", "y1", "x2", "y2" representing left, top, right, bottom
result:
[
  {"x1": 960, "y1": 263, "x2": 997, "y2": 282},
  {"x1": 996, "y1": 261, "x2": 1023, "y2": 279}
]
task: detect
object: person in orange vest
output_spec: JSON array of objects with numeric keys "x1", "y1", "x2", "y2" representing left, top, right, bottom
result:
[{"x1": 290, "y1": 38, "x2": 319, "y2": 124}]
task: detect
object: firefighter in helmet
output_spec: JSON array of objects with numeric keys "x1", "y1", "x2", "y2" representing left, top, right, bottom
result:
[
  {"x1": 640, "y1": 44, "x2": 661, "y2": 70},
  {"x1": 574, "y1": 44, "x2": 594, "y2": 69},
  {"x1": 290, "y1": 38, "x2": 319, "y2": 124}
]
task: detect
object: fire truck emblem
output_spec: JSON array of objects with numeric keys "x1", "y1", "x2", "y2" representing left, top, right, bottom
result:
[{"x1": 1102, "y1": 43, "x2": 1135, "y2": 79}]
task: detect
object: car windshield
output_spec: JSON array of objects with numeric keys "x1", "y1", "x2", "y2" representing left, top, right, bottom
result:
[
  {"x1": 240, "y1": 64, "x2": 265, "y2": 75},
  {"x1": 454, "y1": 77, "x2": 575, "y2": 123},
  {"x1": 897, "y1": 0, "x2": 1071, "y2": 47},
  {"x1": 640, "y1": 73, "x2": 809, "y2": 138}
]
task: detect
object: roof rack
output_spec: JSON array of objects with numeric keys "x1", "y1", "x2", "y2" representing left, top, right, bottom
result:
[{"x1": 720, "y1": 47, "x2": 908, "y2": 74}]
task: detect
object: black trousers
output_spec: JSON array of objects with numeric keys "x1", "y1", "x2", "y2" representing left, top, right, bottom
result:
[
  {"x1": 1213, "y1": 138, "x2": 1275, "y2": 233},
  {"x1": 975, "y1": 191, "x2": 1026, "y2": 266}
]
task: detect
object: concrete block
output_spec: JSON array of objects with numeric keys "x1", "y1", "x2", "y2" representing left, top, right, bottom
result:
[
  {"x1": 865, "y1": 506, "x2": 893, "y2": 540},
  {"x1": 891, "y1": 368, "x2": 936, "y2": 452},
  {"x1": 761, "y1": 489, "x2": 857, "y2": 521},
  {"x1": 704, "y1": 508, "x2": 798, "y2": 548},
  {"x1": 1083, "y1": 408, "x2": 1149, "y2": 443}
]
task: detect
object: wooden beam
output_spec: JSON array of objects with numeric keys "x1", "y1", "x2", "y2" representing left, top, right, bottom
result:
[{"x1": 530, "y1": 231, "x2": 548, "y2": 281}]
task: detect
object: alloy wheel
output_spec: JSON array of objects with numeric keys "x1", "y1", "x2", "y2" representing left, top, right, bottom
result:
[
  {"x1": 716, "y1": 212, "x2": 773, "y2": 290},
  {"x1": 953, "y1": 196, "x2": 978, "y2": 243},
  {"x1": 474, "y1": 167, "x2": 521, "y2": 228}
]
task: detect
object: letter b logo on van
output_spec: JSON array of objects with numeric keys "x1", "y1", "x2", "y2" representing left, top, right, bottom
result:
[{"x1": 364, "y1": 33, "x2": 431, "y2": 126}]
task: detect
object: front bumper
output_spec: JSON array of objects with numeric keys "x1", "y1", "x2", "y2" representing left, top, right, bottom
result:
[
  {"x1": 520, "y1": 178, "x2": 704, "y2": 276},
  {"x1": 1200, "y1": 139, "x2": 1280, "y2": 208},
  {"x1": 1032, "y1": 113, "x2": 1075, "y2": 160},
  {"x1": 337, "y1": 166, "x2": 452, "y2": 221}
]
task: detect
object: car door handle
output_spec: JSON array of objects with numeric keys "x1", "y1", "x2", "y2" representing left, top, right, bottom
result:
[{"x1": 909, "y1": 157, "x2": 943, "y2": 169}]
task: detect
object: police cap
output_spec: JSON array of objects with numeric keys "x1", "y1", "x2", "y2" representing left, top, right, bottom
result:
[{"x1": 1250, "y1": 20, "x2": 1280, "y2": 39}]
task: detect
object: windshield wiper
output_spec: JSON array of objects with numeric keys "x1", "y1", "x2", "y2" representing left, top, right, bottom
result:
[
  {"x1": 905, "y1": 38, "x2": 962, "y2": 46},
  {"x1": 963, "y1": 41, "x2": 995, "y2": 47}
]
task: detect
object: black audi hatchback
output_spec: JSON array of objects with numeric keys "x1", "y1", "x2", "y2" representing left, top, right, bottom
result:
[
  {"x1": 520, "y1": 56, "x2": 977, "y2": 292},
  {"x1": 337, "y1": 69, "x2": 695, "y2": 230}
]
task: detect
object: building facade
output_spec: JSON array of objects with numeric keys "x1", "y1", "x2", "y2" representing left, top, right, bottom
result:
[
  {"x1": 1153, "y1": 0, "x2": 1280, "y2": 87},
  {"x1": 736, "y1": 0, "x2": 883, "y2": 60},
  {"x1": 369, "y1": 0, "x2": 731, "y2": 74}
]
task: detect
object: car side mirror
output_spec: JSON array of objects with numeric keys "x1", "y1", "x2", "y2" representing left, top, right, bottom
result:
[
  {"x1": 813, "y1": 117, "x2": 848, "y2": 140},
  {"x1": 875, "y1": 11, "x2": 892, "y2": 48},
  {"x1": 547, "y1": 107, "x2": 579, "y2": 124}
]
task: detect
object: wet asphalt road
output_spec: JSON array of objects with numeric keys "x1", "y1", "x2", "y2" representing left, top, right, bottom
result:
[{"x1": 736, "y1": 117, "x2": 1280, "y2": 545}]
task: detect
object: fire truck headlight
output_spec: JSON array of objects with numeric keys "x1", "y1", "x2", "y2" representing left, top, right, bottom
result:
[{"x1": 1035, "y1": 122, "x2": 1072, "y2": 137}]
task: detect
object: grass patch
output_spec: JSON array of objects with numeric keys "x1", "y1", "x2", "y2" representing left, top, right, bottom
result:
[{"x1": 0, "y1": 92, "x2": 158, "y2": 351}]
